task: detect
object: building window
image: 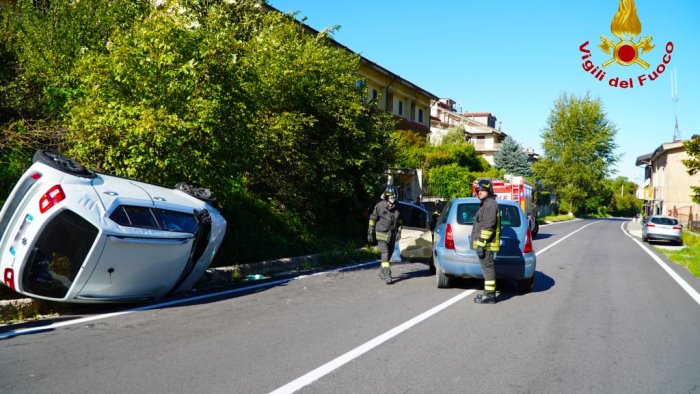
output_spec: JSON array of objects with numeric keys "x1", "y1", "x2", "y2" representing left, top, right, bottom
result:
[
  {"x1": 398, "y1": 100, "x2": 403, "y2": 116},
  {"x1": 475, "y1": 136, "x2": 485, "y2": 150},
  {"x1": 418, "y1": 109, "x2": 424, "y2": 123},
  {"x1": 372, "y1": 89, "x2": 378, "y2": 100}
]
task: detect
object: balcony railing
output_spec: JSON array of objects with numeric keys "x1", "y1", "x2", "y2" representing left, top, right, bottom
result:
[{"x1": 472, "y1": 142, "x2": 502, "y2": 151}]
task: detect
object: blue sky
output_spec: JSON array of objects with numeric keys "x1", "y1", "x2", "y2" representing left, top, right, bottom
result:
[{"x1": 268, "y1": 0, "x2": 700, "y2": 184}]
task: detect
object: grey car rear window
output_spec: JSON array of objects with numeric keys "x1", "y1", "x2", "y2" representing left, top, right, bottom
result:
[
  {"x1": 110, "y1": 206, "x2": 197, "y2": 233},
  {"x1": 650, "y1": 217, "x2": 678, "y2": 225},
  {"x1": 456, "y1": 203, "x2": 521, "y2": 227}
]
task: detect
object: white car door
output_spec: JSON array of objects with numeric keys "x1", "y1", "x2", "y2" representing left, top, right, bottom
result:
[{"x1": 79, "y1": 234, "x2": 194, "y2": 300}]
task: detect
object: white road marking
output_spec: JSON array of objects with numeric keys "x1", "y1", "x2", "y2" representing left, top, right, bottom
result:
[
  {"x1": 621, "y1": 221, "x2": 700, "y2": 306},
  {"x1": 536, "y1": 220, "x2": 599, "y2": 255},
  {"x1": 0, "y1": 260, "x2": 380, "y2": 340},
  {"x1": 3, "y1": 217, "x2": 603, "y2": 392},
  {"x1": 1, "y1": 220, "x2": 598, "y2": 341},
  {"x1": 269, "y1": 289, "x2": 477, "y2": 394},
  {"x1": 269, "y1": 220, "x2": 599, "y2": 393}
]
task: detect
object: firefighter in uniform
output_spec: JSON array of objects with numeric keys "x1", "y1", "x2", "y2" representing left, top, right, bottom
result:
[
  {"x1": 472, "y1": 179, "x2": 501, "y2": 304},
  {"x1": 368, "y1": 186, "x2": 401, "y2": 284}
]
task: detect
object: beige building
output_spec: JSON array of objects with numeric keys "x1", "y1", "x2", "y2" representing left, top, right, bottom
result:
[
  {"x1": 360, "y1": 60, "x2": 436, "y2": 135},
  {"x1": 430, "y1": 99, "x2": 507, "y2": 166},
  {"x1": 265, "y1": 3, "x2": 438, "y2": 136},
  {"x1": 636, "y1": 140, "x2": 700, "y2": 225}
]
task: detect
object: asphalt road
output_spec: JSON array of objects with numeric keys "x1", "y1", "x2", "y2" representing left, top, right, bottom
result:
[{"x1": 1, "y1": 219, "x2": 700, "y2": 394}]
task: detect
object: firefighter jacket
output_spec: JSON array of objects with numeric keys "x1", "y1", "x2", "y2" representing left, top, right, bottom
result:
[
  {"x1": 471, "y1": 195, "x2": 501, "y2": 252},
  {"x1": 369, "y1": 201, "x2": 401, "y2": 242}
]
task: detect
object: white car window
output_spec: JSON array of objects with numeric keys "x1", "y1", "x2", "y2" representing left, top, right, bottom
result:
[
  {"x1": 650, "y1": 217, "x2": 678, "y2": 226},
  {"x1": 399, "y1": 204, "x2": 428, "y2": 229},
  {"x1": 110, "y1": 206, "x2": 197, "y2": 233}
]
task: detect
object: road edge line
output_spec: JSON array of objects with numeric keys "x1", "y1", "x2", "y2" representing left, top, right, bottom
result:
[{"x1": 620, "y1": 221, "x2": 700, "y2": 306}]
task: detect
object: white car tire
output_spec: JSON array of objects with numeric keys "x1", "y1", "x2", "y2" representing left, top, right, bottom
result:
[{"x1": 33, "y1": 150, "x2": 95, "y2": 179}]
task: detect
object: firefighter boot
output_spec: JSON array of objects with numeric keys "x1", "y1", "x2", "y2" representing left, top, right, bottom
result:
[
  {"x1": 378, "y1": 265, "x2": 392, "y2": 284},
  {"x1": 474, "y1": 291, "x2": 497, "y2": 304}
]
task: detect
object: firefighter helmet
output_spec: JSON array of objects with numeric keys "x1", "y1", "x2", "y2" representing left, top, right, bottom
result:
[
  {"x1": 382, "y1": 185, "x2": 398, "y2": 202},
  {"x1": 476, "y1": 179, "x2": 494, "y2": 195}
]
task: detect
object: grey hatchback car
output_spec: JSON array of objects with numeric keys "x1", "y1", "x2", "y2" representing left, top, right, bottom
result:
[{"x1": 432, "y1": 197, "x2": 536, "y2": 292}]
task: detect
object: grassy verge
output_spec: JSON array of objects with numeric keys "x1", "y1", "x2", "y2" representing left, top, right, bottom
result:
[
  {"x1": 539, "y1": 214, "x2": 576, "y2": 224},
  {"x1": 657, "y1": 231, "x2": 700, "y2": 279}
]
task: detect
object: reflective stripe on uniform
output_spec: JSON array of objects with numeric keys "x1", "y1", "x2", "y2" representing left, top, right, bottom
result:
[
  {"x1": 369, "y1": 220, "x2": 376, "y2": 226},
  {"x1": 376, "y1": 231, "x2": 390, "y2": 241},
  {"x1": 381, "y1": 261, "x2": 391, "y2": 268},
  {"x1": 480, "y1": 229, "x2": 493, "y2": 239},
  {"x1": 484, "y1": 280, "x2": 496, "y2": 291}
]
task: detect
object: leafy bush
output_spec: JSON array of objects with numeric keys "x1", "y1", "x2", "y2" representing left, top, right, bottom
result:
[
  {"x1": 539, "y1": 214, "x2": 575, "y2": 224},
  {"x1": 0, "y1": 120, "x2": 65, "y2": 204},
  {"x1": 427, "y1": 164, "x2": 476, "y2": 199},
  {"x1": 1, "y1": 0, "x2": 395, "y2": 264}
]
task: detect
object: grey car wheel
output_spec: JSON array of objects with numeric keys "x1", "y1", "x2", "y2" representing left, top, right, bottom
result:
[
  {"x1": 33, "y1": 150, "x2": 95, "y2": 179},
  {"x1": 435, "y1": 256, "x2": 451, "y2": 288}
]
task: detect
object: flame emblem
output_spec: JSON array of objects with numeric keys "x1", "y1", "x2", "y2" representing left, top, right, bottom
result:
[{"x1": 598, "y1": 0, "x2": 654, "y2": 69}]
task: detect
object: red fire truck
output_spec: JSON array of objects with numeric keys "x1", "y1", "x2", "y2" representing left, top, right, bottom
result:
[{"x1": 472, "y1": 176, "x2": 539, "y2": 236}]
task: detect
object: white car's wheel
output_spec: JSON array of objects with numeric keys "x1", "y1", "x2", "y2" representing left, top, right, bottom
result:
[
  {"x1": 33, "y1": 150, "x2": 95, "y2": 178},
  {"x1": 176, "y1": 182, "x2": 216, "y2": 205}
]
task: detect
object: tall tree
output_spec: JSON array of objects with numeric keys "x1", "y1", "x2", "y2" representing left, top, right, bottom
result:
[
  {"x1": 494, "y1": 136, "x2": 532, "y2": 177},
  {"x1": 532, "y1": 93, "x2": 619, "y2": 214},
  {"x1": 683, "y1": 136, "x2": 700, "y2": 204},
  {"x1": 1, "y1": 0, "x2": 150, "y2": 120},
  {"x1": 608, "y1": 176, "x2": 641, "y2": 216}
]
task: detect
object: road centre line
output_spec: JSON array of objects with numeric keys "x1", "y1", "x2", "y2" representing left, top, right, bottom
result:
[
  {"x1": 269, "y1": 289, "x2": 478, "y2": 394},
  {"x1": 621, "y1": 221, "x2": 700, "y2": 306},
  {"x1": 269, "y1": 220, "x2": 598, "y2": 393},
  {"x1": 535, "y1": 220, "x2": 599, "y2": 255},
  {"x1": 0, "y1": 260, "x2": 381, "y2": 340}
]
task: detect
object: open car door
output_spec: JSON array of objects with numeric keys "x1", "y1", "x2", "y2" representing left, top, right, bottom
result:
[{"x1": 395, "y1": 202, "x2": 433, "y2": 261}]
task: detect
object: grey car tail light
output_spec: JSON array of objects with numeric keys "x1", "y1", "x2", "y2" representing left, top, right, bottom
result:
[{"x1": 445, "y1": 223, "x2": 455, "y2": 249}]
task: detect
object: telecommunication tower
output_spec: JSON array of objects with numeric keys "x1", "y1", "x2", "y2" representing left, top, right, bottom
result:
[{"x1": 672, "y1": 68, "x2": 681, "y2": 142}]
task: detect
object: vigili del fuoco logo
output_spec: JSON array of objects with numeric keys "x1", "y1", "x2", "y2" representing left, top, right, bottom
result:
[{"x1": 579, "y1": 0, "x2": 674, "y2": 89}]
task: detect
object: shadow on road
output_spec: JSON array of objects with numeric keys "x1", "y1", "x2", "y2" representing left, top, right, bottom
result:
[
  {"x1": 387, "y1": 264, "x2": 433, "y2": 285},
  {"x1": 534, "y1": 233, "x2": 553, "y2": 240},
  {"x1": 445, "y1": 270, "x2": 556, "y2": 303}
]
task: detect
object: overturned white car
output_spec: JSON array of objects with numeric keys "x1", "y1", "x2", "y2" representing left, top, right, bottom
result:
[{"x1": 0, "y1": 150, "x2": 226, "y2": 303}]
